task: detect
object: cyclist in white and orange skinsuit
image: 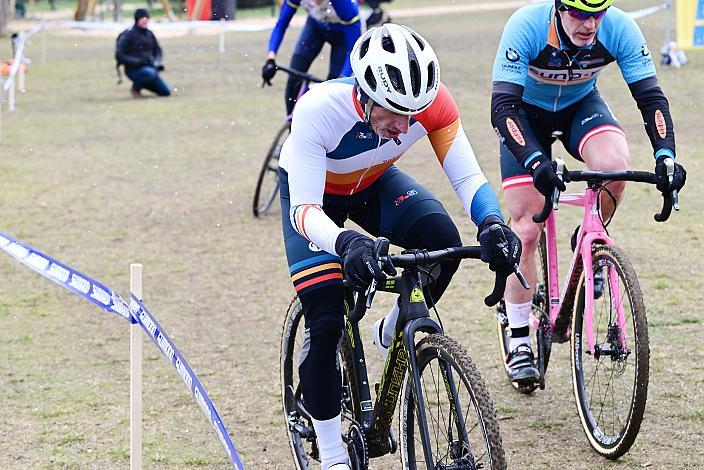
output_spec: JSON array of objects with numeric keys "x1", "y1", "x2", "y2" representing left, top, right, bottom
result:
[{"x1": 279, "y1": 24, "x2": 522, "y2": 469}]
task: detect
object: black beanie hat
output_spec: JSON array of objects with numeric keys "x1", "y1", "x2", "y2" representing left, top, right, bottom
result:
[{"x1": 134, "y1": 8, "x2": 150, "y2": 21}]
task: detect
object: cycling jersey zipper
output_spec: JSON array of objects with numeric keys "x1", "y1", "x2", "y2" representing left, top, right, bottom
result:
[{"x1": 350, "y1": 134, "x2": 383, "y2": 195}]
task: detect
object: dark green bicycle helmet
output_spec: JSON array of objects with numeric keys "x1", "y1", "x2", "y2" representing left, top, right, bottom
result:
[{"x1": 558, "y1": 0, "x2": 614, "y2": 12}]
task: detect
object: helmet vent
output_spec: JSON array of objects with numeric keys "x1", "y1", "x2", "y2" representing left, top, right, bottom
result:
[
  {"x1": 364, "y1": 66, "x2": 377, "y2": 92},
  {"x1": 359, "y1": 38, "x2": 371, "y2": 59},
  {"x1": 386, "y1": 65, "x2": 405, "y2": 94},
  {"x1": 385, "y1": 98, "x2": 410, "y2": 113},
  {"x1": 426, "y1": 63, "x2": 436, "y2": 92},
  {"x1": 410, "y1": 32, "x2": 425, "y2": 51},
  {"x1": 381, "y1": 35, "x2": 395, "y2": 53},
  {"x1": 409, "y1": 59, "x2": 421, "y2": 97}
]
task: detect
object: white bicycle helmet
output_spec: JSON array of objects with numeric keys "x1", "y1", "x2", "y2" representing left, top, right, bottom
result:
[{"x1": 351, "y1": 24, "x2": 440, "y2": 116}]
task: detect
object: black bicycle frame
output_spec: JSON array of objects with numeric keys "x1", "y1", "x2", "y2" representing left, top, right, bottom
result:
[{"x1": 344, "y1": 266, "x2": 470, "y2": 465}]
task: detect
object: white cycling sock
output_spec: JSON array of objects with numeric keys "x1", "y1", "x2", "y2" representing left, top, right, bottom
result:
[
  {"x1": 506, "y1": 301, "x2": 532, "y2": 351},
  {"x1": 381, "y1": 300, "x2": 400, "y2": 347},
  {"x1": 311, "y1": 414, "x2": 349, "y2": 470}
]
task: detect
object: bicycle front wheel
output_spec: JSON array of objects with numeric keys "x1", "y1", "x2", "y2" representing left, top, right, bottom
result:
[
  {"x1": 571, "y1": 244, "x2": 649, "y2": 459},
  {"x1": 400, "y1": 334, "x2": 506, "y2": 469},
  {"x1": 253, "y1": 122, "x2": 290, "y2": 217}
]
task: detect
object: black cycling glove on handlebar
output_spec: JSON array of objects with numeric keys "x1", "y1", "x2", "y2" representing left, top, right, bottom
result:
[
  {"x1": 655, "y1": 156, "x2": 686, "y2": 193},
  {"x1": 528, "y1": 156, "x2": 566, "y2": 197},
  {"x1": 477, "y1": 216, "x2": 522, "y2": 274},
  {"x1": 261, "y1": 59, "x2": 277, "y2": 86},
  {"x1": 336, "y1": 230, "x2": 396, "y2": 292}
]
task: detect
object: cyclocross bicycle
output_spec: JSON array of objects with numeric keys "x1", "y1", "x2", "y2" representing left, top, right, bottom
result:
[
  {"x1": 282, "y1": 237, "x2": 526, "y2": 469},
  {"x1": 496, "y1": 156, "x2": 680, "y2": 459},
  {"x1": 252, "y1": 65, "x2": 323, "y2": 217}
]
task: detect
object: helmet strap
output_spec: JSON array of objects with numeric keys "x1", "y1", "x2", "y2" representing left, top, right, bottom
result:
[
  {"x1": 553, "y1": 3, "x2": 579, "y2": 50},
  {"x1": 355, "y1": 82, "x2": 375, "y2": 127}
]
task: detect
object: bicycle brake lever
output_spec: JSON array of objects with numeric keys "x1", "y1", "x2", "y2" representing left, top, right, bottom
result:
[
  {"x1": 552, "y1": 157, "x2": 565, "y2": 211},
  {"x1": 365, "y1": 238, "x2": 390, "y2": 308},
  {"x1": 490, "y1": 226, "x2": 530, "y2": 290},
  {"x1": 664, "y1": 158, "x2": 680, "y2": 211},
  {"x1": 364, "y1": 280, "x2": 377, "y2": 308}
]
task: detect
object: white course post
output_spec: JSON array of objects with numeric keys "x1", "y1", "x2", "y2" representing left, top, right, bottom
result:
[
  {"x1": 130, "y1": 263, "x2": 143, "y2": 470},
  {"x1": 219, "y1": 19, "x2": 226, "y2": 54},
  {"x1": 18, "y1": 62, "x2": 25, "y2": 93},
  {"x1": 8, "y1": 81, "x2": 15, "y2": 112}
]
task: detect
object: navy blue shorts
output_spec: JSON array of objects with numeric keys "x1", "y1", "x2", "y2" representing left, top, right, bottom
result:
[
  {"x1": 500, "y1": 90, "x2": 625, "y2": 190},
  {"x1": 280, "y1": 165, "x2": 455, "y2": 295}
]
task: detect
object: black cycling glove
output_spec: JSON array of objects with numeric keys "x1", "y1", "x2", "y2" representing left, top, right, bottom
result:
[
  {"x1": 261, "y1": 59, "x2": 277, "y2": 86},
  {"x1": 528, "y1": 156, "x2": 566, "y2": 197},
  {"x1": 655, "y1": 156, "x2": 686, "y2": 193},
  {"x1": 477, "y1": 216, "x2": 522, "y2": 274},
  {"x1": 336, "y1": 230, "x2": 396, "y2": 292}
]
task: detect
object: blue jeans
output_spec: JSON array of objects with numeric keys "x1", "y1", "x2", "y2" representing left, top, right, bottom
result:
[{"x1": 126, "y1": 66, "x2": 171, "y2": 96}]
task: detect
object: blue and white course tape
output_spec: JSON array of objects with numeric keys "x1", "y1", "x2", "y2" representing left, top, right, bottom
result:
[{"x1": 0, "y1": 231, "x2": 244, "y2": 469}]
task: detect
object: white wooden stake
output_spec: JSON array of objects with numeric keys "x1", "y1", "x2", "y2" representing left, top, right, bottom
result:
[
  {"x1": 18, "y1": 63, "x2": 25, "y2": 93},
  {"x1": 130, "y1": 263, "x2": 143, "y2": 470},
  {"x1": 219, "y1": 19, "x2": 226, "y2": 54},
  {"x1": 8, "y1": 81, "x2": 15, "y2": 112}
]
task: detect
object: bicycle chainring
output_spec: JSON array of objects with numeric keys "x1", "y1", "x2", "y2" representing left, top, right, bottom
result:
[{"x1": 347, "y1": 423, "x2": 368, "y2": 469}]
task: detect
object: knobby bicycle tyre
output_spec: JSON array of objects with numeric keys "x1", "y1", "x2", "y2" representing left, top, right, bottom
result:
[
  {"x1": 400, "y1": 334, "x2": 506, "y2": 470},
  {"x1": 253, "y1": 122, "x2": 290, "y2": 217},
  {"x1": 496, "y1": 230, "x2": 550, "y2": 394},
  {"x1": 571, "y1": 244, "x2": 649, "y2": 459},
  {"x1": 281, "y1": 296, "x2": 362, "y2": 469}
]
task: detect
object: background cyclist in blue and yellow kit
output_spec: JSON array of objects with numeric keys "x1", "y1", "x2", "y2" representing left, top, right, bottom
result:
[
  {"x1": 261, "y1": 0, "x2": 362, "y2": 114},
  {"x1": 491, "y1": 0, "x2": 687, "y2": 385}
]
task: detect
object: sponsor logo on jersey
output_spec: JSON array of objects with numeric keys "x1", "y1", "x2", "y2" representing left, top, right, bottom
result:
[
  {"x1": 505, "y1": 47, "x2": 520, "y2": 62},
  {"x1": 394, "y1": 189, "x2": 418, "y2": 206},
  {"x1": 308, "y1": 242, "x2": 322, "y2": 252},
  {"x1": 356, "y1": 131, "x2": 374, "y2": 140},
  {"x1": 529, "y1": 65, "x2": 605, "y2": 84},
  {"x1": 641, "y1": 44, "x2": 650, "y2": 57},
  {"x1": 655, "y1": 109, "x2": 667, "y2": 138},
  {"x1": 506, "y1": 118, "x2": 525, "y2": 146}
]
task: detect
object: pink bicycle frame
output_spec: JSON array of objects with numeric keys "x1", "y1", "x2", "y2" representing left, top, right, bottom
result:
[{"x1": 530, "y1": 187, "x2": 627, "y2": 354}]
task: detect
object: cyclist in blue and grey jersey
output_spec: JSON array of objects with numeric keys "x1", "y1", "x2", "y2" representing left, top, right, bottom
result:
[
  {"x1": 261, "y1": 0, "x2": 361, "y2": 114},
  {"x1": 490, "y1": 0, "x2": 686, "y2": 385}
]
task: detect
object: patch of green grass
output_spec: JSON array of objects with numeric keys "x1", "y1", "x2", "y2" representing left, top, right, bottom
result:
[
  {"x1": 186, "y1": 457, "x2": 209, "y2": 465},
  {"x1": 6, "y1": 333, "x2": 32, "y2": 344},
  {"x1": 56, "y1": 434, "x2": 85, "y2": 446},
  {"x1": 655, "y1": 279, "x2": 670, "y2": 290},
  {"x1": 496, "y1": 406, "x2": 518, "y2": 415},
  {"x1": 527, "y1": 420, "x2": 564, "y2": 430},
  {"x1": 650, "y1": 317, "x2": 701, "y2": 328},
  {"x1": 109, "y1": 446, "x2": 129, "y2": 461},
  {"x1": 681, "y1": 410, "x2": 704, "y2": 422}
]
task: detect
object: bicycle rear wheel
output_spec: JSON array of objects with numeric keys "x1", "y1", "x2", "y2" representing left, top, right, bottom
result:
[
  {"x1": 253, "y1": 122, "x2": 290, "y2": 217},
  {"x1": 496, "y1": 230, "x2": 550, "y2": 393},
  {"x1": 571, "y1": 244, "x2": 649, "y2": 459},
  {"x1": 280, "y1": 296, "x2": 361, "y2": 469},
  {"x1": 400, "y1": 334, "x2": 506, "y2": 469}
]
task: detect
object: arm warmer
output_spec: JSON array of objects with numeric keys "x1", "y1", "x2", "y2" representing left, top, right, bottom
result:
[
  {"x1": 629, "y1": 76, "x2": 676, "y2": 159},
  {"x1": 490, "y1": 81, "x2": 544, "y2": 168},
  {"x1": 268, "y1": 0, "x2": 298, "y2": 54}
]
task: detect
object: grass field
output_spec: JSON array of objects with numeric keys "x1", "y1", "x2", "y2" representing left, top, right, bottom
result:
[{"x1": 0, "y1": 0, "x2": 702, "y2": 468}]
